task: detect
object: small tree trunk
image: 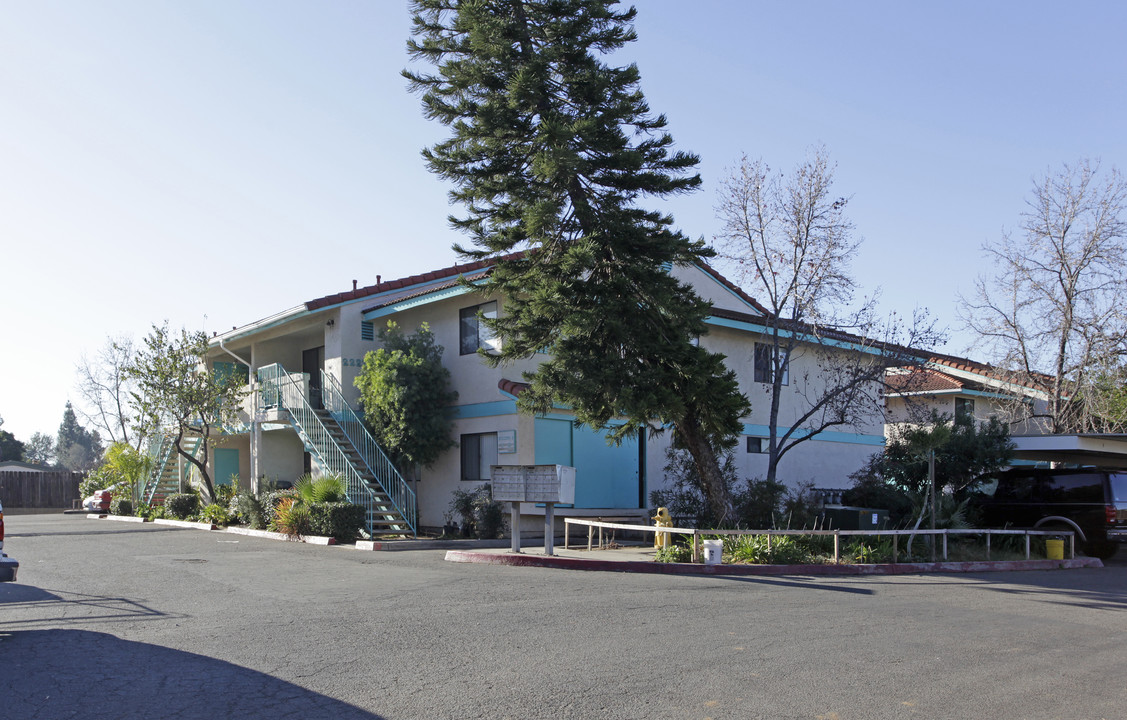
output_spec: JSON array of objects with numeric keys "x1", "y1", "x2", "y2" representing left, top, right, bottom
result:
[{"x1": 675, "y1": 413, "x2": 733, "y2": 526}]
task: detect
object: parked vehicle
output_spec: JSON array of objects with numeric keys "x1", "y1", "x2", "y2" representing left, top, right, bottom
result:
[
  {"x1": 0, "y1": 498, "x2": 18, "y2": 582},
  {"x1": 83, "y1": 489, "x2": 113, "y2": 512},
  {"x1": 972, "y1": 468, "x2": 1127, "y2": 559}
]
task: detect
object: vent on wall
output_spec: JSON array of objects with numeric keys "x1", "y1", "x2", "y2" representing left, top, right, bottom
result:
[{"x1": 361, "y1": 321, "x2": 374, "y2": 341}]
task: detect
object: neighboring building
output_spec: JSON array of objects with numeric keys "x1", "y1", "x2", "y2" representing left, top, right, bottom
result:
[
  {"x1": 0, "y1": 461, "x2": 52, "y2": 472},
  {"x1": 884, "y1": 355, "x2": 1052, "y2": 436},
  {"x1": 171, "y1": 258, "x2": 890, "y2": 534}
]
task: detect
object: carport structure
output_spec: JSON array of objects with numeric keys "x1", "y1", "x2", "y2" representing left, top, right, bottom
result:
[{"x1": 1012, "y1": 434, "x2": 1127, "y2": 467}]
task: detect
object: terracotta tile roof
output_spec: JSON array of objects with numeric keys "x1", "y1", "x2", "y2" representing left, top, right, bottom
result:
[
  {"x1": 925, "y1": 352, "x2": 1053, "y2": 393},
  {"x1": 885, "y1": 367, "x2": 967, "y2": 394},
  {"x1": 498, "y1": 378, "x2": 530, "y2": 397}
]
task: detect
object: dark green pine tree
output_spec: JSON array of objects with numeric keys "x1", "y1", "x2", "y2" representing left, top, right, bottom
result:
[
  {"x1": 406, "y1": 0, "x2": 750, "y2": 521},
  {"x1": 56, "y1": 401, "x2": 104, "y2": 472}
]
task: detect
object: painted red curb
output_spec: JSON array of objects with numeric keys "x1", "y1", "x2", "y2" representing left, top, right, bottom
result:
[{"x1": 443, "y1": 550, "x2": 1104, "y2": 576}]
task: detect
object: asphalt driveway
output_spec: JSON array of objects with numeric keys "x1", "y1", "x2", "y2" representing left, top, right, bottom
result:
[{"x1": 2, "y1": 513, "x2": 1125, "y2": 719}]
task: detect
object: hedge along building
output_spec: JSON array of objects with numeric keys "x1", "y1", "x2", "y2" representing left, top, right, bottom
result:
[{"x1": 198, "y1": 257, "x2": 891, "y2": 535}]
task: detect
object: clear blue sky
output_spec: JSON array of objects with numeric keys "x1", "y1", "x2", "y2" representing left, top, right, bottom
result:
[{"x1": 2, "y1": 1, "x2": 1125, "y2": 442}]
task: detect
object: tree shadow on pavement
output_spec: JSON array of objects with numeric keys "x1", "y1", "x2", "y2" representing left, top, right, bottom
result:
[{"x1": 0, "y1": 628, "x2": 386, "y2": 720}]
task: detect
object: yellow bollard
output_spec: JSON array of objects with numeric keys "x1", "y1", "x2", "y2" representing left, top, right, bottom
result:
[{"x1": 652, "y1": 507, "x2": 673, "y2": 549}]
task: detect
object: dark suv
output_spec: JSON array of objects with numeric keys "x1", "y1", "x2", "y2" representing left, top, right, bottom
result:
[{"x1": 973, "y1": 468, "x2": 1127, "y2": 559}]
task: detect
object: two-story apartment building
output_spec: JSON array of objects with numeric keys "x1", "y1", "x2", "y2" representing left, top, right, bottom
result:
[{"x1": 169, "y1": 257, "x2": 890, "y2": 535}]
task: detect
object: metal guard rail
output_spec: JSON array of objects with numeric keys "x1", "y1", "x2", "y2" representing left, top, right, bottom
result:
[
  {"x1": 321, "y1": 370, "x2": 416, "y2": 533},
  {"x1": 562, "y1": 518, "x2": 1078, "y2": 564},
  {"x1": 257, "y1": 363, "x2": 415, "y2": 536}
]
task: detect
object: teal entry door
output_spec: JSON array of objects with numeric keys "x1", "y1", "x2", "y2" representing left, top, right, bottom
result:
[{"x1": 533, "y1": 418, "x2": 640, "y2": 508}]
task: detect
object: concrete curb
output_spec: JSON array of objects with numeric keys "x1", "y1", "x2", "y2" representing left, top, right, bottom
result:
[
  {"x1": 224, "y1": 526, "x2": 300, "y2": 542},
  {"x1": 444, "y1": 550, "x2": 1105, "y2": 576},
  {"x1": 355, "y1": 538, "x2": 512, "y2": 551},
  {"x1": 91, "y1": 514, "x2": 147, "y2": 523},
  {"x1": 153, "y1": 518, "x2": 217, "y2": 531}
]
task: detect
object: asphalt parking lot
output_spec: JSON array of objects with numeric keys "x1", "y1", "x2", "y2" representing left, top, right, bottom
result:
[{"x1": 2, "y1": 513, "x2": 1125, "y2": 720}]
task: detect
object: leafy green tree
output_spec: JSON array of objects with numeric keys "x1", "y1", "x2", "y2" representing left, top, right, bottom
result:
[
  {"x1": 56, "y1": 401, "x2": 104, "y2": 472},
  {"x1": 851, "y1": 412, "x2": 1015, "y2": 501},
  {"x1": 24, "y1": 432, "x2": 55, "y2": 466},
  {"x1": 125, "y1": 323, "x2": 247, "y2": 501},
  {"x1": 0, "y1": 429, "x2": 25, "y2": 462},
  {"x1": 354, "y1": 322, "x2": 458, "y2": 478},
  {"x1": 406, "y1": 0, "x2": 749, "y2": 522}
]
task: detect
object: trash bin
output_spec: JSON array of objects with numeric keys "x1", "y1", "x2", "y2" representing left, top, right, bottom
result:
[
  {"x1": 1045, "y1": 537, "x2": 1064, "y2": 560},
  {"x1": 702, "y1": 539, "x2": 723, "y2": 565}
]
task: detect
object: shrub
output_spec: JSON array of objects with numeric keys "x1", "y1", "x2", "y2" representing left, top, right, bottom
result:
[
  {"x1": 214, "y1": 479, "x2": 239, "y2": 508},
  {"x1": 199, "y1": 503, "x2": 231, "y2": 526},
  {"x1": 654, "y1": 543, "x2": 693, "y2": 563},
  {"x1": 294, "y1": 474, "x2": 348, "y2": 504},
  {"x1": 778, "y1": 482, "x2": 824, "y2": 530},
  {"x1": 109, "y1": 496, "x2": 133, "y2": 517},
  {"x1": 259, "y1": 490, "x2": 297, "y2": 527},
  {"x1": 474, "y1": 492, "x2": 505, "y2": 539},
  {"x1": 448, "y1": 484, "x2": 506, "y2": 539},
  {"x1": 308, "y1": 502, "x2": 366, "y2": 542},
  {"x1": 142, "y1": 504, "x2": 167, "y2": 521},
  {"x1": 230, "y1": 492, "x2": 266, "y2": 529},
  {"x1": 272, "y1": 497, "x2": 311, "y2": 537},
  {"x1": 728, "y1": 534, "x2": 812, "y2": 565},
  {"x1": 164, "y1": 493, "x2": 200, "y2": 520}
]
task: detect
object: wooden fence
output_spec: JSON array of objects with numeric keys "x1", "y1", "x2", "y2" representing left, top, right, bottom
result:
[{"x1": 0, "y1": 470, "x2": 84, "y2": 508}]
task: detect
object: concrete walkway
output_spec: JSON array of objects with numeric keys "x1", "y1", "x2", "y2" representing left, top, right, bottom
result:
[{"x1": 445, "y1": 542, "x2": 1105, "y2": 575}]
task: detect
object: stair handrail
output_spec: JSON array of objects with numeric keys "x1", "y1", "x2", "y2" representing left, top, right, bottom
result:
[
  {"x1": 141, "y1": 435, "x2": 177, "y2": 506},
  {"x1": 141, "y1": 433, "x2": 204, "y2": 505},
  {"x1": 321, "y1": 370, "x2": 416, "y2": 532},
  {"x1": 257, "y1": 363, "x2": 415, "y2": 536}
]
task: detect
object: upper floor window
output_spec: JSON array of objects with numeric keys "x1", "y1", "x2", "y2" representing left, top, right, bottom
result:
[
  {"x1": 754, "y1": 343, "x2": 789, "y2": 385},
  {"x1": 955, "y1": 397, "x2": 975, "y2": 419},
  {"x1": 460, "y1": 301, "x2": 499, "y2": 355}
]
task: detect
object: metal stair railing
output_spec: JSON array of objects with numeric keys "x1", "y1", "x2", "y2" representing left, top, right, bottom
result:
[
  {"x1": 141, "y1": 435, "x2": 177, "y2": 506},
  {"x1": 257, "y1": 363, "x2": 415, "y2": 536},
  {"x1": 141, "y1": 434, "x2": 203, "y2": 505},
  {"x1": 321, "y1": 370, "x2": 417, "y2": 533}
]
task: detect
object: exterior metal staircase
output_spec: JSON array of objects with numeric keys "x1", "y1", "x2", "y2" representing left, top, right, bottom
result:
[
  {"x1": 141, "y1": 434, "x2": 203, "y2": 506},
  {"x1": 257, "y1": 363, "x2": 416, "y2": 536}
]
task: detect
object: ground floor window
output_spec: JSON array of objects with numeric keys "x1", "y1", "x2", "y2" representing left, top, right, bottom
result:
[{"x1": 460, "y1": 432, "x2": 497, "y2": 482}]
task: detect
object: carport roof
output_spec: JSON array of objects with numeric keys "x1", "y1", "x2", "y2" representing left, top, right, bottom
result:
[{"x1": 1011, "y1": 434, "x2": 1127, "y2": 467}]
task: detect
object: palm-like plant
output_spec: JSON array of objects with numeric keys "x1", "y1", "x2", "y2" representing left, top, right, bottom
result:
[{"x1": 293, "y1": 473, "x2": 347, "y2": 505}]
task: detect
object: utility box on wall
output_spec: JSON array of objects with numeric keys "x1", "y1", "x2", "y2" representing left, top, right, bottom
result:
[{"x1": 491, "y1": 464, "x2": 576, "y2": 505}]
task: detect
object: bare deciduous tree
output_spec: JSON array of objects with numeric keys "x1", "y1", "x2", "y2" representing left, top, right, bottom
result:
[
  {"x1": 716, "y1": 148, "x2": 942, "y2": 487},
  {"x1": 960, "y1": 159, "x2": 1127, "y2": 433},
  {"x1": 75, "y1": 336, "x2": 146, "y2": 450}
]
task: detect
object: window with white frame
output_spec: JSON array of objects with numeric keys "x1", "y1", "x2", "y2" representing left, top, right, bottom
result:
[
  {"x1": 459, "y1": 301, "x2": 499, "y2": 355},
  {"x1": 460, "y1": 432, "x2": 498, "y2": 482},
  {"x1": 754, "y1": 343, "x2": 789, "y2": 385}
]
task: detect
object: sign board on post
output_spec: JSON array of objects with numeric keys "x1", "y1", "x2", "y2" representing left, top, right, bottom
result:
[{"x1": 491, "y1": 465, "x2": 576, "y2": 555}]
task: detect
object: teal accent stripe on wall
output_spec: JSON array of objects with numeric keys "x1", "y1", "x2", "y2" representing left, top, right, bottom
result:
[
  {"x1": 705, "y1": 315, "x2": 886, "y2": 357},
  {"x1": 451, "y1": 400, "x2": 518, "y2": 419},
  {"x1": 742, "y1": 424, "x2": 886, "y2": 447}
]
